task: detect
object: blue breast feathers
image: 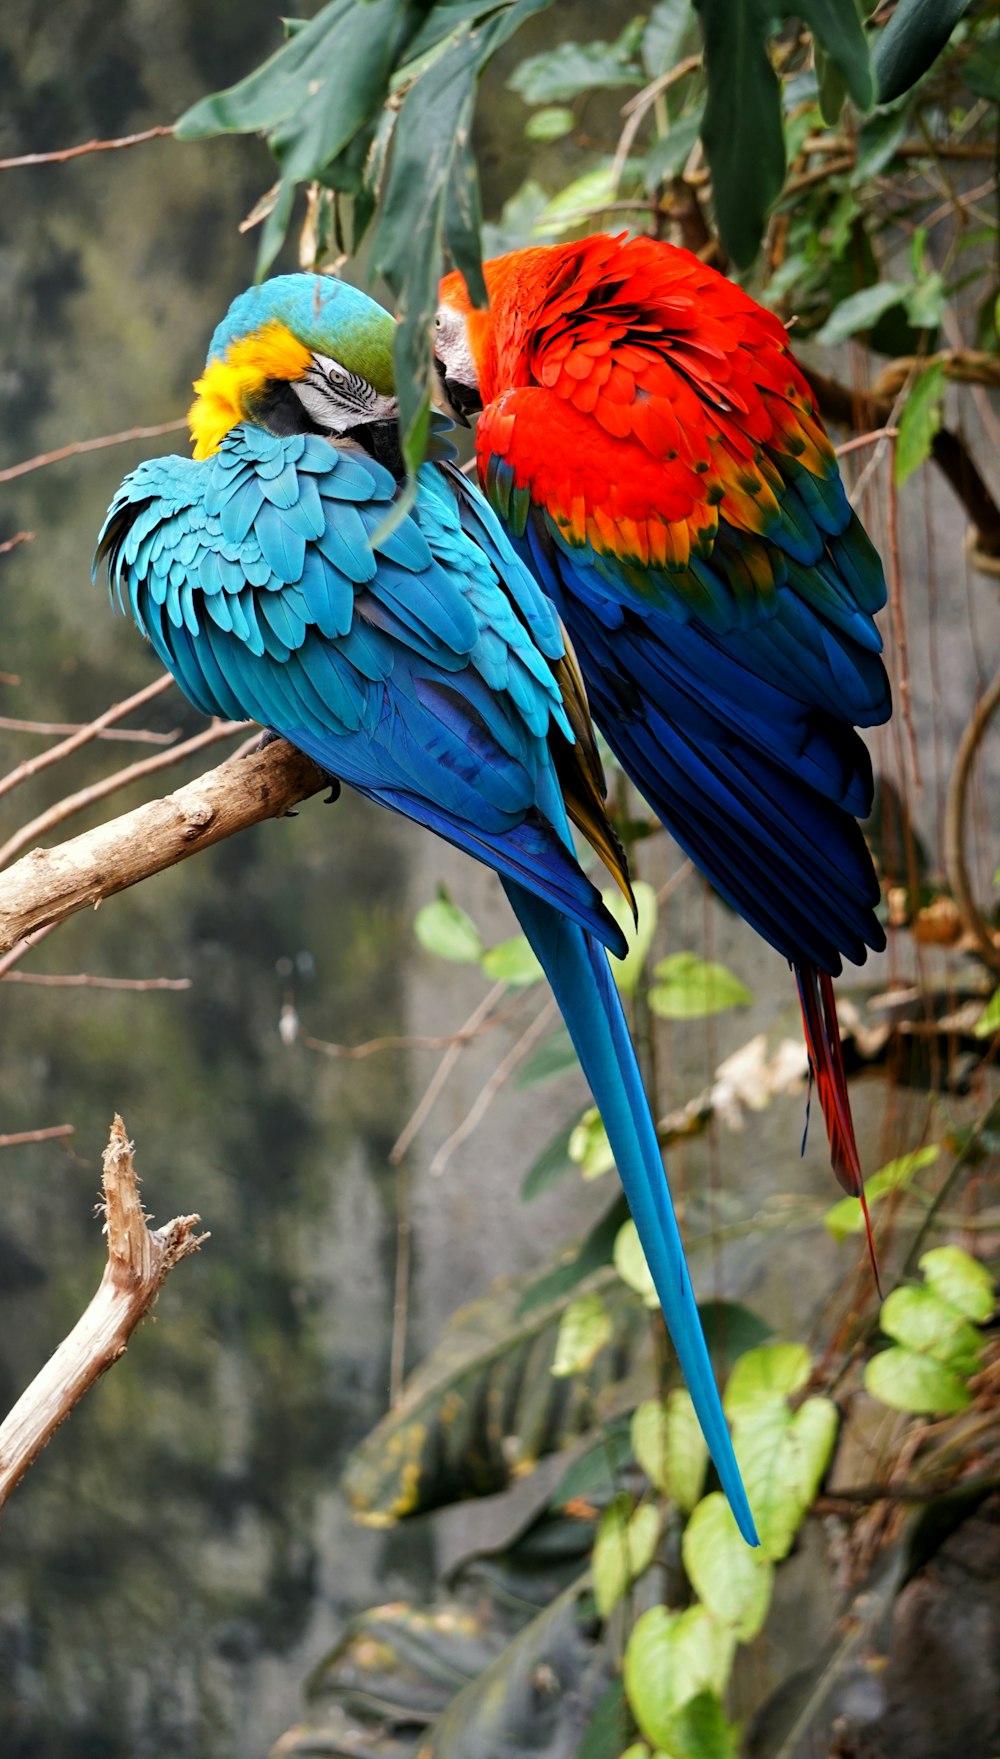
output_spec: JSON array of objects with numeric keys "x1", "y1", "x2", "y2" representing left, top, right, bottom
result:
[{"x1": 96, "y1": 426, "x2": 623, "y2": 953}]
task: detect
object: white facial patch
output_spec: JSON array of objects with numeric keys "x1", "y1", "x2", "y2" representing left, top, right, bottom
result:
[
  {"x1": 294, "y1": 353, "x2": 397, "y2": 434},
  {"x1": 433, "y1": 306, "x2": 478, "y2": 391}
]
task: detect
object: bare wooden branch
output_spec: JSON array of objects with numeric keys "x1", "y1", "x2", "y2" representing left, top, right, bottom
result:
[
  {"x1": 0, "y1": 531, "x2": 34, "y2": 556},
  {"x1": 0, "y1": 673, "x2": 174, "y2": 804},
  {"x1": 0, "y1": 1116, "x2": 205, "y2": 1509},
  {"x1": 0, "y1": 125, "x2": 174, "y2": 172},
  {"x1": 0, "y1": 1125, "x2": 74, "y2": 1149},
  {"x1": 0, "y1": 418, "x2": 186, "y2": 485},
  {"x1": 0, "y1": 718, "x2": 246, "y2": 868},
  {"x1": 0, "y1": 739, "x2": 327, "y2": 954}
]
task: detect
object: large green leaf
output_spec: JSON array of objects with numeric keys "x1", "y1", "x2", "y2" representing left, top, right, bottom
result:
[
  {"x1": 176, "y1": 0, "x2": 413, "y2": 274},
  {"x1": 648, "y1": 952, "x2": 752, "y2": 1019},
  {"x1": 426, "y1": 1573, "x2": 611, "y2": 1758},
  {"x1": 796, "y1": 0, "x2": 874, "y2": 111},
  {"x1": 879, "y1": 1285, "x2": 983, "y2": 1375},
  {"x1": 864, "y1": 1346, "x2": 971, "y2": 1415},
  {"x1": 919, "y1": 1246, "x2": 995, "y2": 1323},
  {"x1": 342, "y1": 1251, "x2": 648, "y2": 1522},
  {"x1": 624, "y1": 1605, "x2": 736, "y2": 1747},
  {"x1": 592, "y1": 1493, "x2": 661, "y2": 1615},
  {"x1": 414, "y1": 895, "x2": 483, "y2": 962},
  {"x1": 682, "y1": 1492, "x2": 774, "y2": 1640},
  {"x1": 509, "y1": 24, "x2": 644, "y2": 104},
  {"x1": 632, "y1": 1390, "x2": 708, "y2": 1512},
  {"x1": 643, "y1": 0, "x2": 695, "y2": 79},
  {"x1": 874, "y1": 0, "x2": 974, "y2": 104},
  {"x1": 695, "y1": 0, "x2": 786, "y2": 268}
]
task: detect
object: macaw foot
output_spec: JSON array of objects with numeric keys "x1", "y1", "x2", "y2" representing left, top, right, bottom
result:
[{"x1": 248, "y1": 727, "x2": 341, "y2": 806}]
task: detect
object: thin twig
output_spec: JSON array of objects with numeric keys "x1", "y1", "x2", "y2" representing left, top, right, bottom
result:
[
  {"x1": 944, "y1": 660, "x2": 1000, "y2": 974},
  {"x1": 428, "y1": 998, "x2": 559, "y2": 1178},
  {"x1": 0, "y1": 125, "x2": 174, "y2": 171},
  {"x1": 0, "y1": 1115, "x2": 205, "y2": 1511},
  {"x1": 388, "y1": 981, "x2": 507, "y2": 1164},
  {"x1": 0, "y1": 1125, "x2": 74, "y2": 1149},
  {"x1": 0, "y1": 717, "x2": 245, "y2": 869},
  {"x1": 901, "y1": 1093, "x2": 1000, "y2": 1277},
  {"x1": 0, "y1": 418, "x2": 186, "y2": 485},
  {"x1": 3, "y1": 972, "x2": 191, "y2": 991},
  {"x1": 0, "y1": 738, "x2": 327, "y2": 954},
  {"x1": 0, "y1": 921, "x2": 58, "y2": 978},
  {"x1": 835, "y1": 426, "x2": 898, "y2": 458},
  {"x1": 612, "y1": 55, "x2": 702, "y2": 192},
  {"x1": 0, "y1": 531, "x2": 34, "y2": 556},
  {"x1": 0, "y1": 674, "x2": 175, "y2": 804},
  {"x1": 0, "y1": 716, "x2": 178, "y2": 745},
  {"x1": 886, "y1": 436, "x2": 923, "y2": 790}
]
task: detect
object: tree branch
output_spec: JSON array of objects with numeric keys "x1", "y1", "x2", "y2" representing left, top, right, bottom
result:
[
  {"x1": 0, "y1": 738, "x2": 327, "y2": 954},
  {"x1": 0, "y1": 1115, "x2": 205, "y2": 1510},
  {"x1": 802, "y1": 365, "x2": 1000, "y2": 559}
]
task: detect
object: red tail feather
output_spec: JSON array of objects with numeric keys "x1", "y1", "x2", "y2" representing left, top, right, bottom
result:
[{"x1": 797, "y1": 963, "x2": 881, "y2": 1296}]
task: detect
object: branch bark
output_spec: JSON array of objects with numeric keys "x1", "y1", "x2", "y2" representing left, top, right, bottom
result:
[
  {"x1": 0, "y1": 738, "x2": 327, "y2": 954},
  {"x1": 0, "y1": 1116, "x2": 206, "y2": 1511}
]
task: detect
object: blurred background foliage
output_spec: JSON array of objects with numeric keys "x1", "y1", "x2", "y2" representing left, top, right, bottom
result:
[{"x1": 1, "y1": 1, "x2": 999, "y2": 1757}]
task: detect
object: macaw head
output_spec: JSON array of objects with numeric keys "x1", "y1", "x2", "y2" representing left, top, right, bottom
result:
[
  {"x1": 434, "y1": 270, "x2": 485, "y2": 424},
  {"x1": 189, "y1": 273, "x2": 399, "y2": 462}
]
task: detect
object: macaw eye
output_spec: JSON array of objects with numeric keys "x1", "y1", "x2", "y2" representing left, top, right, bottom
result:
[{"x1": 434, "y1": 313, "x2": 444, "y2": 330}]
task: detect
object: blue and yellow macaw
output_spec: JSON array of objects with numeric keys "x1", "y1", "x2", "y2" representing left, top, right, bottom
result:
[{"x1": 96, "y1": 273, "x2": 757, "y2": 1544}]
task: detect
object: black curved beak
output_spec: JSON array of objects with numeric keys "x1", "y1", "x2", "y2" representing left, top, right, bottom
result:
[{"x1": 433, "y1": 354, "x2": 482, "y2": 426}]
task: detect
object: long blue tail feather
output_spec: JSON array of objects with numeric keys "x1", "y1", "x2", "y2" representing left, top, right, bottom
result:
[{"x1": 504, "y1": 879, "x2": 758, "y2": 1546}]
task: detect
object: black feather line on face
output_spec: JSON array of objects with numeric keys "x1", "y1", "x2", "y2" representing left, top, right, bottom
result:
[{"x1": 247, "y1": 380, "x2": 404, "y2": 476}]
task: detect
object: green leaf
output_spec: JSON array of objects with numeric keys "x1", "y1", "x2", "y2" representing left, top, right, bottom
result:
[
  {"x1": 570, "y1": 1107, "x2": 616, "y2": 1182},
  {"x1": 731, "y1": 1394, "x2": 839, "y2": 1560},
  {"x1": 643, "y1": 111, "x2": 704, "y2": 190},
  {"x1": 549, "y1": 1413, "x2": 634, "y2": 1507},
  {"x1": 824, "y1": 1144, "x2": 940, "y2": 1239},
  {"x1": 698, "y1": 1301, "x2": 774, "y2": 1374},
  {"x1": 919, "y1": 1246, "x2": 995, "y2": 1323},
  {"x1": 533, "y1": 164, "x2": 643, "y2": 239},
  {"x1": 648, "y1": 952, "x2": 752, "y2": 1019},
  {"x1": 177, "y1": 0, "x2": 412, "y2": 274},
  {"x1": 343, "y1": 1244, "x2": 648, "y2": 1522},
  {"x1": 605, "y1": 880, "x2": 658, "y2": 996},
  {"x1": 643, "y1": 0, "x2": 695, "y2": 78},
  {"x1": 724, "y1": 1342, "x2": 811, "y2": 1418},
  {"x1": 874, "y1": 0, "x2": 974, "y2": 105},
  {"x1": 481, "y1": 934, "x2": 544, "y2": 987},
  {"x1": 593, "y1": 1493, "x2": 661, "y2": 1616},
  {"x1": 517, "y1": 1026, "x2": 578, "y2": 1088},
  {"x1": 695, "y1": 0, "x2": 786, "y2": 268},
  {"x1": 579, "y1": 1681, "x2": 630, "y2": 1759},
  {"x1": 974, "y1": 984, "x2": 1000, "y2": 1041},
  {"x1": 864, "y1": 1346, "x2": 971, "y2": 1415},
  {"x1": 614, "y1": 1219, "x2": 659, "y2": 1308},
  {"x1": 797, "y1": 0, "x2": 875, "y2": 112},
  {"x1": 510, "y1": 27, "x2": 644, "y2": 104},
  {"x1": 552, "y1": 1292, "x2": 614, "y2": 1377},
  {"x1": 517, "y1": 1194, "x2": 630, "y2": 1314},
  {"x1": 414, "y1": 896, "x2": 483, "y2": 962},
  {"x1": 632, "y1": 1390, "x2": 708, "y2": 1511},
  {"x1": 524, "y1": 104, "x2": 575, "y2": 141},
  {"x1": 656, "y1": 1690, "x2": 738, "y2": 1759},
  {"x1": 880, "y1": 1285, "x2": 983, "y2": 1374},
  {"x1": 624, "y1": 1605, "x2": 736, "y2": 1746},
  {"x1": 428, "y1": 1572, "x2": 607, "y2": 1758},
  {"x1": 815, "y1": 281, "x2": 911, "y2": 346},
  {"x1": 520, "y1": 1117, "x2": 581, "y2": 1202},
  {"x1": 683, "y1": 1493, "x2": 774, "y2": 1640},
  {"x1": 814, "y1": 41, "x2": 847, "y2": 126},
  {"x1": 905, "y1": 271, "x2": 945, "y2": 330},
  {"x1": 895, "y1": 360, "x2": 944, "y2": 485}
]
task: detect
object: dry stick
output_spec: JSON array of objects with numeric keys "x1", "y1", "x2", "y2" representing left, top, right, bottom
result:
[
  {"x1": 0, "y1": 418, "x2": 187, "y2": 485},
  {"x1": 0, "y1": 738, "x2": 327, "y2": 955},
  {"x1": 0, "y1": 1115, "x2": 205, "y2": 1511},
  {"x1": 3, "y1": 973, "x2": 191, "y2": 991},
  {"x1": 0, "y1": 531, "x2": 34, "y2": 556},
  {"x1": 428, "y1": 997, "x2": 559, "y2": 1179},
  {"x1": 0, "y1": 921, "x2": 59, "y2": 978},
  {"x1": 388, "y1": 980, "x2": 507, "y2": 1165},
  {"x1": 0, "y1": 1125, "x2": 74, "y2": 1149},
  {"x1": 944, "y1": 659, "x2": 1000, "y2": 976},
  {"x1": 0, "y1": 718, "x2": 245, "y2": 869},
  {"x1": 0, "y1": 124, "x2": 174, "y2": 171},
  {"x1": 0, "y1": 716, "x2": 177, "y2": 745},
  {"x1": 0, "y1": 673, "x2": 174, "y2": 804}
]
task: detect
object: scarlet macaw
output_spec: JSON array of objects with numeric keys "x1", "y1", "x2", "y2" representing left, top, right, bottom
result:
[
  {"x1": 435, "y1": 236, "x2": 889, "y2": 1277},
  {"x1": 96, "y1": 273, "x2": 757, "y2": 1543}
]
